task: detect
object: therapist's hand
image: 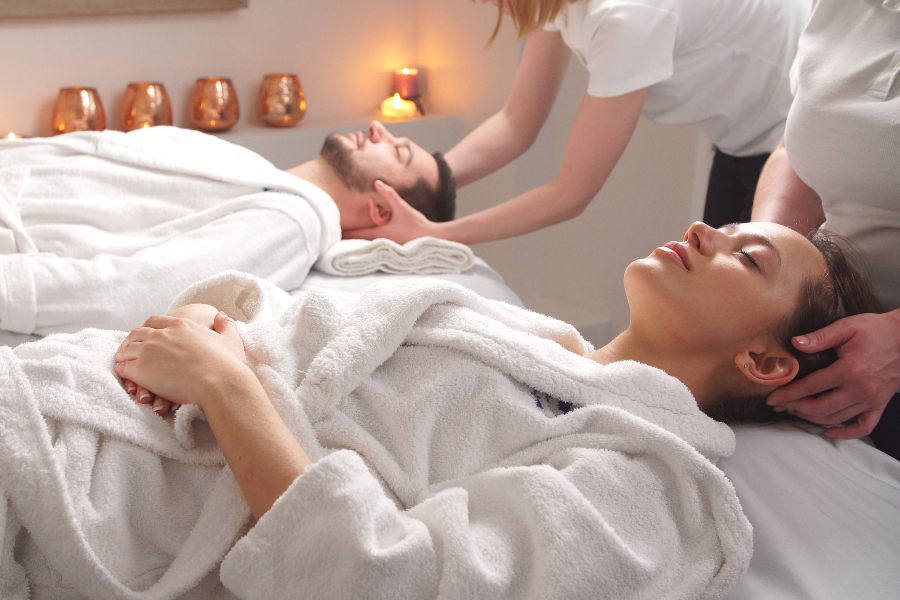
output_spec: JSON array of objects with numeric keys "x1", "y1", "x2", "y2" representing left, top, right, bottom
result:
[
  {"x1": 342, "y1": 180, "x2": 440, "y2": 244},
  {"x1": 767, "y1": 309, "x2": 900, "y2": 439}
]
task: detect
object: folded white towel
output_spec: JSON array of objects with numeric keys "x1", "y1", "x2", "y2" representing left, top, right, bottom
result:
[{"x1": 314, "y1": 236, "x2": 474, "y2": 276}]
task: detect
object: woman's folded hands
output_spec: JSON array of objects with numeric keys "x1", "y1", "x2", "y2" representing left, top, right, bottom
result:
[{"x1": 115, "y1": 304, "x2": 253, "y2": 415}]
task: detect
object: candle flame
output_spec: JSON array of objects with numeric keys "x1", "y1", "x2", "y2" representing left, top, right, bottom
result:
[{"x1": 4, "y1": 132, "x2": 22, "y2": 140}]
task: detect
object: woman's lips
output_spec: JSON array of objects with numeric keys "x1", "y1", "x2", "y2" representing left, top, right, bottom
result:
[{"x1": 658, "y1": 242, "x2": 690, "y2": 270}]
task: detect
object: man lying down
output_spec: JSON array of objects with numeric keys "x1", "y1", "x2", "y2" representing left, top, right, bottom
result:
[
  {"x1": 0, "y1": 221, "x2": 876, "y2": 599},
  {"x1": 0, "y1": 121, "x2": 455, "y2": 337}
]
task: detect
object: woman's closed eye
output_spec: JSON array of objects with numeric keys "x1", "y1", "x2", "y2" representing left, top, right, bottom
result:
[{"x1": 737, "y1": 249, "x2": 761, "y2": 271}]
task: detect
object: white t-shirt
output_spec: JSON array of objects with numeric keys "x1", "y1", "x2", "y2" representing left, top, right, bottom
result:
[
  {"x1": 786, "y1": 0, "x2": 900, "y2": 311},
  {"x1": 545, "y1": 0, "x2": 810, "y2": 156}
]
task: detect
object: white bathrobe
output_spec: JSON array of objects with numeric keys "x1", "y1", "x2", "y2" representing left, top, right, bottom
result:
[
  {"x1": 0, "y1": 127, "x2": 340, "y2": 336},
  {"x1": 0, "y1": 272, "x2": 752, "y2": 600}
]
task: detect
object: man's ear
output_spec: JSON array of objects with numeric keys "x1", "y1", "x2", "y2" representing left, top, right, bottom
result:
[
  {"x1": 366, "y1": 193, "x2": 393, "y2": 226},
  {"x1": 734, "y1": 345, "x2": 799, "y2": 388}
]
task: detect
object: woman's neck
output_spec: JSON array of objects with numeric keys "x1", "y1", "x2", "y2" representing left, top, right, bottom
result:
[{"x1": 587, "y1": 327, "x2": 721, "y2": 408}]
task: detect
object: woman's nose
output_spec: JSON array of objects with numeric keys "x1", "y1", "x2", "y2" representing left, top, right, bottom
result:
[{"x1": 684, "y1": 221, "x2": 717, "y2": 255}]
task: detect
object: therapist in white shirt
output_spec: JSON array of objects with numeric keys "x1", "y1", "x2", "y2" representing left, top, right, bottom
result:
[
  {"x1": 348, "y1": 0, "x2": 810, "y2": 244},
  {"x1": 753, "y1": 0, "x2": 900, "y2": 459}
]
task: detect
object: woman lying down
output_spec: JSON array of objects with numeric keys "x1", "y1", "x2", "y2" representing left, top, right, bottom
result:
[{"x1": 0, "y1": 221, "x2": 876, "y2": 600}]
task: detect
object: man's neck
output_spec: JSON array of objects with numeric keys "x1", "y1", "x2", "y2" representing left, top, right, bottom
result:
[{"x1": 286, "y1": 158, "x2": 348, "y2": 201}]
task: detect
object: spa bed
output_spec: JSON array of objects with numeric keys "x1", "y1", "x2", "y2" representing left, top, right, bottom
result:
[{"x1": 2, "y1": 257, "x2": 898, "y2": 599}]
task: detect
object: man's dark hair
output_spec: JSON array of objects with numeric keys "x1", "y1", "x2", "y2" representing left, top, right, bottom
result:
[
  {"x1": 393, "y1": 151, "x2": 456, "y2": 222},
  {"x1": 706, "y1": 229, "x2": 881, "y2": 424}
]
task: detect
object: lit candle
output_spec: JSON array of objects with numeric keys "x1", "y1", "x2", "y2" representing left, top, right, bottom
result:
[
  {"x1": 379, "y1": 93, "x2": 418, "y2": 120},
  {"x1": 3, "y1": 132, "x2": 23, "y2": 140},
  {"x1": 393, "y1": 67, "x2": 420, "y2": 99}
]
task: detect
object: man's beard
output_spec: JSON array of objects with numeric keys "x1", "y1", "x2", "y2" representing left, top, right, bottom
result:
[{"x1": 320, "y1": 134, "x2": 372, "y2": 193}]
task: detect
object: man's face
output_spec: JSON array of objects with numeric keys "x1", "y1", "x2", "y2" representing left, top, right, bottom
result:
[{"x1": 319, "y1": 120, "x2": 438, "y2": 197}]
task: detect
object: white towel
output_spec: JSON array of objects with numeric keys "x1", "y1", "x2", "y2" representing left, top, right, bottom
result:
[{"x1": 314, "y1": 236, "x2": 474, "y2": 276}]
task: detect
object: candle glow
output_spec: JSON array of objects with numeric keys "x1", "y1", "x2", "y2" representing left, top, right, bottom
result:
[{"x1": 380, "y1": 93, "x2": 418, "y2": 120}]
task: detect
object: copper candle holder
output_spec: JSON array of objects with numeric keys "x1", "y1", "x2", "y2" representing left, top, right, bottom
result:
[
  {"x1": 189, "y1": 76, "x2": 240, "y2": 132},
  {"x1": 52, "y1": 87, "x2": 107, "y2": 134},
  {"x1": 258, "y1": 73, "x2": 307, "y2": 127},
  {"x1": 121, "y1": 82, "x2": 173, "y2": 131}
]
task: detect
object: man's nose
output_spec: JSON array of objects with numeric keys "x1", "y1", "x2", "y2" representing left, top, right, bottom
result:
[{"x1": 368, "y1": 120, "x2": 392, "y2": 143}]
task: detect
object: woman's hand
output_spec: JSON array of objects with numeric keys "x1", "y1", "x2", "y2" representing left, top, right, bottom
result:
[
  {"x1": 120, "y1": 311, "x2": 311, "y2": 519},
  {"x1": 767, "y1": 309, "x2": 900, "y2": 438},
  {"x1": 120, "y1": 304, "x2": 224, "y2": 415},
  {"x1": 115, "y1": 312, "x2": 252, "y2": 411},
  {"x1": 342, "y1": 180, "x2": 440, "y2": 243}
]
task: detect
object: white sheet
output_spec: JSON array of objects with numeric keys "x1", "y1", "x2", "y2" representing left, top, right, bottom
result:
[{"x1": 720, "y1": 424, "x2": 900, "y2": 600}]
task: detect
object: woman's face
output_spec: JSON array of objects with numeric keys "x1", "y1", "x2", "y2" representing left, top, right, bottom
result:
[{"x1": 624, "y1": 222, "x2": 827, "y2": 352}]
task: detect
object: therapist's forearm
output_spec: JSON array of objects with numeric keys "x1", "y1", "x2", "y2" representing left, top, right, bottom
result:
[
  {"x1": 447, "y1": 29, "x2": 570, "y2": 187},
  {"x1": 199, "y1": 371, "x2": 311, "y2": 520},
  {"x1": 446, "y1": 110, "x2": 540, "y2": 187},
  {"x1": 439, "y1": 90, "x2": 645, "y2": 245},
  {"x1": 751, "y1": 142, "x2": 825, "y2": 234},
  {"x1": 434, "y1": 177, "x2": 595, "y2": 244}
]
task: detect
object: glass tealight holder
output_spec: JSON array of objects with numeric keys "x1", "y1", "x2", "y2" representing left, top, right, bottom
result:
[
  {"x1": 121, "y1": 82, "x2": 173, "y2": 131},
  {"x1": 52, "y1": 87, "x2": 107, "y2": 134},
  {"x1": 257, "y1": 73, "x2": 307, "y2": 127},
  {"x1": 189, "y1": 76, "x2": 239, "y2": 132}
]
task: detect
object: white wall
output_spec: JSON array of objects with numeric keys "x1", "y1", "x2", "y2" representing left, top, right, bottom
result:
[
  {"x1": 0, "y1": 0, "x2": 421, "y2": 135},
  {"x1": 0, "y1": 0, "x2": 707, "y2": 344}
]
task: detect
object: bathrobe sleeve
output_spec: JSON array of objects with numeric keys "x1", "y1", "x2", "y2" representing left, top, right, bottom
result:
[
  {"x1": 0, "y1": 199, "x2": 323, "y2": 335},
  {"x1": 220, "y1": 446, "x2": 749, "y2": 600}
]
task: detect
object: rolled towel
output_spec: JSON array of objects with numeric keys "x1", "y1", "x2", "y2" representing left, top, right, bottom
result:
[{"x1": 314, "y1": 237, "x2": 475, "y2": 276}]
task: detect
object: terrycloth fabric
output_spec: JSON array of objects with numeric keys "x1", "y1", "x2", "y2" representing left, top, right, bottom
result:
[
  {"x1": 0, "y1": 127, "x2": 340, "y2": 336},
  {"x1": 314, "y1": 236, "x2": 474, "y2": 276},
  {"x1": 0, "y1": 272, "x2": 752, "y2": 599}
]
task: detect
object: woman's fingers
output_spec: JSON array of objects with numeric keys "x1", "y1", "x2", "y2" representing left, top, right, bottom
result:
[
  {"x1": 212, "y1": 311, "x2": 247, "y2": 363},
  {"x1": 151, "y1": 396, "x2": 173, "y2": 416},
  {"x1": 135, "y1": 385, "x2": 154, "y2": 405},
  {"x1": 142, "y1": 314, "x2": 182, "y2": 329},
  {"x1": 127, "y1": 383, "x2": 177, "y2": 417}
]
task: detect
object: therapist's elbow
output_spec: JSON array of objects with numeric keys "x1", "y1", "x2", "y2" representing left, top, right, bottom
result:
[{"x1": 553, "y1": 187, "x2": 598, "y2": 222}]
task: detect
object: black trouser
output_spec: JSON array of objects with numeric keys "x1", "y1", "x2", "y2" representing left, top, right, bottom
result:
[
  {"x1": 870, "y1": 393, "x2": 900, "y2": 461},
  {"x1": 703, "y1": 148, "x2": 770, "y2": 228}
]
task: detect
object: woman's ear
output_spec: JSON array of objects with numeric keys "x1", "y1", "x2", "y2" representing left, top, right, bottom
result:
[{"x1": 734, "y1": 346, "x2": 799, "y2": 388}]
